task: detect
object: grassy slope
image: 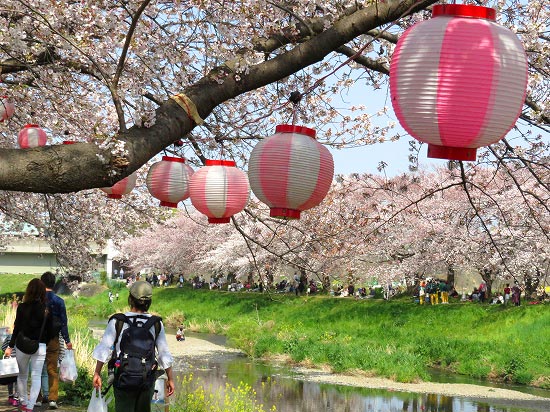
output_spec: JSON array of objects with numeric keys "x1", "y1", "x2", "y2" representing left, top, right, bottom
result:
[{"x1": 4, "y1": 276, "x2": 549, "y2": 387}]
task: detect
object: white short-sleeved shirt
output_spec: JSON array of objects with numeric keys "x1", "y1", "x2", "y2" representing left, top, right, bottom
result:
[{"x1": 92, "y1": 311, "x2": 173, "y2": 369}]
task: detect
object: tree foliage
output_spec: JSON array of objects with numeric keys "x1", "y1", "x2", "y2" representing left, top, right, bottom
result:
[
  {"x1": 123, "y1": 165, "x2": 549, "y2": 290},
  {"x1": 0, "y1": 1, "x2": 548, "y2": 277}
]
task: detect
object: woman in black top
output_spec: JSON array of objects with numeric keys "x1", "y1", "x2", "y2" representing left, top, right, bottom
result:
[{"x1": 5, "y1": 278, "x2": 51, "y2": 412}]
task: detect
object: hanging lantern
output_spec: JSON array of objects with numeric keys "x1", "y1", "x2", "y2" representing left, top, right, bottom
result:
[
  {"x1": 100, "y1": 172, "x2": 138, "y2": 199},
  {"x1": 189, "y1": 160, "x2": 249, "y2": 223},
  {"x1": 18, "y1": 124, "x2": 48, "y2": 148},
  {"x1": 146, "y1": 156, "x2": 194, "y2": 208},
  {"x1": 248, "y1": 124, "x2": 334, "y2": 219},
  {"x1": 389, "y1": 4, "x2": 528, "y2": 161},
  {"x1": 0, "y1": 97, "x2": 15, "y2": 122}
]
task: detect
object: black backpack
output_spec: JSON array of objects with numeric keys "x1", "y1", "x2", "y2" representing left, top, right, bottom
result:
[{"x1": 108, "y1": 313, "x2": 162, "y2": 390}]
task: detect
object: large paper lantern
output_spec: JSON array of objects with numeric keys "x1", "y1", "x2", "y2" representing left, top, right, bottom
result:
[
  {"x1": 389, "y1": 4, "x2": 528, "y2": 161},
  {"x1": 18, "y1": 124, "x2": 48, "y2": 148},
  {"x1": 248, "y1": 124, "x2": 334, "y2": 219},
  {"x1": 0, "y1": 97, "x2": 15, "y2": 122},
  {"x1": 100, "y1": 172, "x2": 138, "y2": 199},
  {"x1": 146, "y1": 156, "x2": 194, "y2": 208},
  {"x1": 189, "y1": 160, "x2": 249, "y2": 223}
]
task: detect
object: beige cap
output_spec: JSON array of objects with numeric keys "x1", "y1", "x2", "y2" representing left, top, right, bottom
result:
[{"x1": 129, "y1": 281, "x2": 153, "y2": 300}]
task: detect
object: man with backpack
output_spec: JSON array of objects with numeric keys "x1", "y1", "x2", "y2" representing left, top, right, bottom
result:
[{"x1": 92, "y1": 281, "x2": 174, "y2": 412}]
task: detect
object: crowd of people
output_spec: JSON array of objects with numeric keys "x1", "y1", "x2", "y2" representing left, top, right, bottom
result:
[
  {"x1": 414, "y1": 278, "x2": 550, "y2": 306},
  {"x1": 417, "y1": 278, "x2": 455, "y2": 305},
  {"x1": 119, "y1": 269, "x2": 549, "y2": 308}
]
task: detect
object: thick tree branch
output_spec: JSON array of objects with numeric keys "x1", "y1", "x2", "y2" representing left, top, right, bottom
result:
[{"x1": 0, "y1": 0, "x2": 438, "y2": 193}]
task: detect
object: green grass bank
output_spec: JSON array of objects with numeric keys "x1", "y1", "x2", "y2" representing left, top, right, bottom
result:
[{"x1": 3, "y1": 275, "x2": 549, "y2": 389}]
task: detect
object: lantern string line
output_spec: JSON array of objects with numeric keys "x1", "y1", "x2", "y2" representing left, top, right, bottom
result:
[
  {"x1": 170, "y1": 93, "x2": 204, "y2": 125},
  {"x1": 300, "y1": 1, "x2": 431, "y2": 102},
  {"x1": 235, "y1": 1, "x2": 431, "y2": 131},
  {"x1": 199, "y1": 1, "x2": 436, "y2": 135}
]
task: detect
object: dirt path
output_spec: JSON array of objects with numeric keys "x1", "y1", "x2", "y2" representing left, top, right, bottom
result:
[{"x1": 168, "y1": 334, "x2": 550, "y2": 408}]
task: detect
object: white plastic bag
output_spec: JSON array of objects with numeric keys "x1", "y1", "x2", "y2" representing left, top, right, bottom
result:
[
  {"x1": 59, "y1": 350, "x2": 78, "y2": 382},
  {"x1": 0, "y1": 356, "x2": 19, "y2": 378},
  {"x1": 87, "y1": 388, "x2": 109, "y2": 412}
]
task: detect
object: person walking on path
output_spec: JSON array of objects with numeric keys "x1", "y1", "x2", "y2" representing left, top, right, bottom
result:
[
  {"x1": 92, "y1": 281, "x2": 175, "y2": 412},
  {"x1": 39, "y1": 271, "x2": 73, "y2": 410},
  {"x1": 1, "y1": 328, "x2": 19, "y2": 407},
  {"x1": 4, "y1": 278, "x2": 51, "y2": 412}
]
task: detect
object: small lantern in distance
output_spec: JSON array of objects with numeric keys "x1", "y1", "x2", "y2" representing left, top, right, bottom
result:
[
  {"x1": 0, "y1": 97, "x2": 15, "y2": 122},
  {"x1": 100, "y1": 172, "x2": 138, "y2": 199}
]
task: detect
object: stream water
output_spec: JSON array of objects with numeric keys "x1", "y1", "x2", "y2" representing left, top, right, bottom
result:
[
  {"x1": 86, "y1": 322, "x2": 550, "y2": 412},
  {"x1": 172, "y1": 332, "x2": 550, "y2": 412}
]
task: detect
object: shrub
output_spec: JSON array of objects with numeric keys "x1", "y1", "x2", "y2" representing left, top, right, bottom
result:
[
  {"x1": 99, "y1": 271, "x2": 108, "y2": 285},
  {"x1": 165, "y1": 310, "x2": 186, "y2": 329},
  {"x1": 252, "y1": 335, "x2": 280, "y2": 358},
  {"x1": 513, "y1": 370, "x2": 533, "y2": 385},
  {"x1": 60, "y1": 365, "x2": 94, "y2": 406}
]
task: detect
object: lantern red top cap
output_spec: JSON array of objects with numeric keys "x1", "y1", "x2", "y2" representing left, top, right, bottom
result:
[
  {"x1": 24, "y1": 124, "x2": 39, "y2": 128},
  {"x1": 205, "y1": 159, "x2": 236, "y2": 167},
  {"x1": 432, "y1": 4, "x2": 496, "y2": 21},
  {"x1": 161, "y1": 155, "x2": 186, "y2": 163},
  {"x1": 275, "y1": 124, "x2": 316, "y2": 138}
]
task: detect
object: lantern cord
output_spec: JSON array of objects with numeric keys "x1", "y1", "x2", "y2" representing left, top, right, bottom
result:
[
  {"x1": 289, "y1": 91, "x2": 302, "y2": 125},
  {"x1": 299, "y1": 1, "x2": 431, "y2": 102},
  {"x1": 236, "y1": 1, "x2": 428, "y2": 130}
]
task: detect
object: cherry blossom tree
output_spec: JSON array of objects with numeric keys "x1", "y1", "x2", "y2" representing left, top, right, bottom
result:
[
  {"x1": 122, "y1": 162, "x2": 547, "y2": 292},
  {"x1": 0, "y1": 0, "x2": 547, "y2": 191},
  {"x1": 0, "y1": 1, "x2": 548, "y2": 277}
]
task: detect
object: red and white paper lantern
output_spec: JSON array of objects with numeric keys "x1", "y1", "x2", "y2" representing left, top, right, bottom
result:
[
  {"x1": 18, "y1": 124, "x2": 48, "y2": 148},
  {"x1": 146, "y1": 156, "x2": 194, "y2": 208},
  {"x1": 0, "y1": 97, "x2": 15, "y2": 122},
  {"x1": 248, "y1": 124, "x2": 334, "y2": 219},
  {"x1": 189, "y1": 160, "x2": 249, "y2": 224},
  {"x1": 389, "y1": 4, "x2": 528, "y2": 161},
  {"x1": 100, "y1": 172, "x2": 138, "y2": 199}
]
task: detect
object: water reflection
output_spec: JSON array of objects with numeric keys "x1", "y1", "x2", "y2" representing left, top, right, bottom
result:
[{"x1": 176, "y1": 355, "x2": 549, "y2": 412}]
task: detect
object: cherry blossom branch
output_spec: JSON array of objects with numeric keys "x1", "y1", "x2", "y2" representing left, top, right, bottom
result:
[{"x1": 458, "y1": 162, "x2": 516, "y2": 280}]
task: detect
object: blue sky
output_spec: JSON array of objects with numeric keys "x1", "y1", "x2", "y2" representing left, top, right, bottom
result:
[
  {"x1": 327, "y1": 83, "x2": 440, "y2": 176},
  {"x1": 329, "y1": 137, "x2": 424, "y2": 176},
  {"x1": 327, "y1": 83, "x2": 549, "y2": 177}
]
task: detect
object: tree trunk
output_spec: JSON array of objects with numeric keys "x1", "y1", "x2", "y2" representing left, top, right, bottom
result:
[{"x1": 447, "y1": 265, "x2": 456, "y2": 288}]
